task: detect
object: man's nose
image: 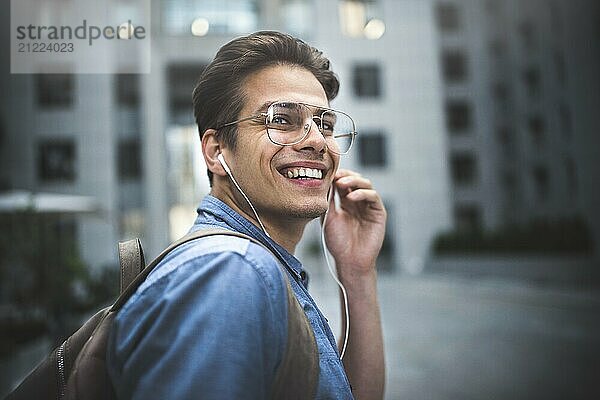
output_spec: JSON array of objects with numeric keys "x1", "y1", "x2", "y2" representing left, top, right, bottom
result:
[{"x1": 295, "y1": 118, "x2": 327, "y2": 153}]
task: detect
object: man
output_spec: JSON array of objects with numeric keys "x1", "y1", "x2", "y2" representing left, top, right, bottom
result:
[{"x1": 107, "y1": 31, "x2": 386, "y2": 399}]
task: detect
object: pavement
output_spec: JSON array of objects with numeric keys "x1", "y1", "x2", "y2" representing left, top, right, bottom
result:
[
  {"x1": 306, "y1": 267, "x2": 600, "y2": 400},
  {"x1": 4, "y1": 260, "x2": 599, "y2": 399}
]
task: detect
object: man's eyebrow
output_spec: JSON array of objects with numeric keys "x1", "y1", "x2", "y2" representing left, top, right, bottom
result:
[
  {"x1": 253, "y1": 101, "x2": 273, "y2": 114},
  {"x1": 313, "y1": 105, "x2": 330, "y2": 114},
  {"x1": 252, "y1": 101, "x2": 332, "y2": 114}
]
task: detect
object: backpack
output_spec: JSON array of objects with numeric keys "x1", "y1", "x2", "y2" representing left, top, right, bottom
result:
[{"x1": 6, "y1": 229, "x2": 319, "y2": 400}]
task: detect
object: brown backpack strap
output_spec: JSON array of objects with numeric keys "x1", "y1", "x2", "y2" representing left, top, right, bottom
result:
[
  {"x1": 118, "y1": 238, "x2": 145, "y2": 294},
  {"x1": 270, "y1": 277, "x2": 319, "y2": 399},
  {"x1": 115, "y1": 228, "x2": 319, "y2": 398},
  {"x1": 112, "y1": 229, "x2": 256, "y2": 310}
]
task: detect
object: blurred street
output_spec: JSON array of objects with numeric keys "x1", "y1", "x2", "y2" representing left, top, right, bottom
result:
[{"x1": 308, "y1": 267, "x2": 600, "y2": 400}]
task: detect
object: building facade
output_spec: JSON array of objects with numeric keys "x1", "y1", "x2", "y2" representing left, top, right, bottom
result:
[
  {"x1": 434, "y1": 0, "x2": 600, "y2": 256},
  {"x1": 1, "y1": 0, "x2": 598, "y2": 275}
]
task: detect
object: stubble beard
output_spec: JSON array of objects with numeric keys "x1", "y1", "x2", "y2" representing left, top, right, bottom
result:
[
  {"x1": 285, "y1": 204, "x2": 327, "y2": 220},
  {"x1": 277, "y1": 196, "x2": 329, "y2": 220}
]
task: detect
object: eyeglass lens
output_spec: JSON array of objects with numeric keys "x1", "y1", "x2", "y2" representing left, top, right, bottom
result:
[{"x1": 265, "y1": 102, "x2": 355, "y2": 154}]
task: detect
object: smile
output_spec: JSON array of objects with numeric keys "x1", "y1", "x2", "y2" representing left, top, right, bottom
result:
[{"x1": 280, "y1": 167, "x2": 324, "y2": 180}]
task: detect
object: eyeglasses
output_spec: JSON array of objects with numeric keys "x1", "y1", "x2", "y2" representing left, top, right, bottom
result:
[{"x1": 216, "y1": 101, "x2": 357, "y2": 155}]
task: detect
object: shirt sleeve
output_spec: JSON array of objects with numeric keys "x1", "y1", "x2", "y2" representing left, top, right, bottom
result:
[{"x1": 107, "y1": 248, "x2": 288, "y2": 400}]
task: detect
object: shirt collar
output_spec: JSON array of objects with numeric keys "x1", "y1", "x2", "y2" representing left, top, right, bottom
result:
[{"x1": 194, "y1": 194, "x2": 307, "y2": 284}]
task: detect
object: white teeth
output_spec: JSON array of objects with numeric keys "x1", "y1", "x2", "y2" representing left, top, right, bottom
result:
[{"x1": 283, "y1": 167, "x2": 324, "y2": 179}]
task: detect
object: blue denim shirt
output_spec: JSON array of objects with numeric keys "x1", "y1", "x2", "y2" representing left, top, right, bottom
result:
[{"x1": 107, "y1": 195, "x2": 353, "y2": 399}]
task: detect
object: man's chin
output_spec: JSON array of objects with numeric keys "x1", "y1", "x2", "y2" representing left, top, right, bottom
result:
[{"x1": 284, "y1": 202, "x2": 329, "y2": 220}]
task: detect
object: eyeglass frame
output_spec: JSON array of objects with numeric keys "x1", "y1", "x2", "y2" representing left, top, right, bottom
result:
[{"x1": 214, "y1": 101, "x2": 358, "y2": 155}]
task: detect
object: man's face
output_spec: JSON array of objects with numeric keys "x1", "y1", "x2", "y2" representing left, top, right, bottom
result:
[{"x1": 222, "y1": 64, "x2": 340, "y2": 221}]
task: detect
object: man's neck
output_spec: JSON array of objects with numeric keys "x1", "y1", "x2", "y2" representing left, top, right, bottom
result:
[{"x1": 209, "y1": 189, "x2": 307, "y2": 254}]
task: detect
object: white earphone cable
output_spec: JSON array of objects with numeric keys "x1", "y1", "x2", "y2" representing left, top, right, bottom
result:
[
  {"x1": 218, "y1": 154, "x2": 271, "y2": 238},
  {"x1": 321, "y1": 191, "x2": 350, "y2": 360}
]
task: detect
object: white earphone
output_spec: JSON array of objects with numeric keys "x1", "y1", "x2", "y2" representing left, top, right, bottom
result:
[{"x1": 216, "y1": 153, "x2": 231, "y2": 175}]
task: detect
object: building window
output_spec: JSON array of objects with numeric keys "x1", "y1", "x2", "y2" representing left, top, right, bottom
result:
[
  {"x1": 528, "y1": 115, "x2": 545, "y2": 147},
  {"x1": 441, "y1": 50, "x2": 468, "y2": 83},
  {"x1": 358, "y1": 132, "x2": 387, "y2": 167},
  {"x1": 554, "y1": 50, "x2": 567, "y2": 84},
  {"x1": 488, "y1": 37, "x2": 507, "y2": 59},
  {"x1": 37, "y1": 139, "x2": 76, "y2": 182},
  {"x1": 501, "y1": 170, "x2": 518, "y2": 223},
  {"x1": 496, "y1": 126, "x2": 514, "y2": 157},
  {"x1": 353, "y1": 64, "x2": 382, "y2": 98},
  {"x1": 116, "y1": 74, "x2": 142, "y2": 134},
  {"x1": 532, "y1": 165, "x2": 549, "y2": 202},
  {"x1": 450, "y1": 152, "x2": 477, "y2": 186},
  {"x1": 559, "y1": 104, "x2": 572, "y2": 138},
  {"x1": 445, "y1": 100, "x2": 471, "y2": 134},
  {"x1": 518, "y1": 19, "x2": 536, "y2": 51},
  {"x1": 118, "y1": 139, "x2": 142, "y2": 180},
  {"x1": 280, "y1": 0, "x2": 314, "y2": 36},
  {"x1": 564, "y1": 157, "x2": 578, "y2": 199},
  {"x1": 492, "y1": 82, "x2": 510, "y2": 110},
  {"x1": 116, "y1": 74, "x2": 140, "y2": 107},
  {"x1": 435, "y1": 2, "x2": 461, "y2": 32},
  {"x1": 497, "y1": 126, "x2": 511, "y2": 145},
  {"x1": 501, "y1": 170, "x2": 517, "y2": 201},
  {"x1": 522, "y1": 66, "x2": 541, "y2": 99},
  {"x1": 36, "y1": 74, "x2": 74, "y2": 108},
  {"x1": 454, "y1": 203, "x2": 482, "y2": 232},
  {"x1": 161, "y1": 0, "x2": 258, "y2": 36},
  {"x1": 168, "y1": 63, "x2": 207, "y2": 125}
]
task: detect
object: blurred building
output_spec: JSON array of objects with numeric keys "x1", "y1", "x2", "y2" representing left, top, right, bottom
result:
[
  {"x1": 435, "y1": 0, "x2": 599, "y2": 233},
  {"x1": 0, "y1": 0, "x2": 598, "y2": 274}
]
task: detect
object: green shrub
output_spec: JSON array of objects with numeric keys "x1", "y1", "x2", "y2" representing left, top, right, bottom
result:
[
  {"x1": 432, "y1": 217, "x2": 594, "y2": 255},
  {"x1": 0, "y1": 212, "x2": 118, "y2": 353}
]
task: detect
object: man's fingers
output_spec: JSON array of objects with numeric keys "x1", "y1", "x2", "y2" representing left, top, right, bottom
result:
[
  {"x1": 329, "y1": 169, "x2": 385, "y2": 217},
  {"x1": 344, "y1": 189, "x2": 383, "y2": 206},
  {"x1": 334, "y1": 175, "x2": 373, "y2": 191},
  {"x1": 334, "y1": 168, "x2": 361, "y2": 180}
]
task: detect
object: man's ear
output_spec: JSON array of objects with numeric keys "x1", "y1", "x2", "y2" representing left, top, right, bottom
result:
[{"x1": 202, "y1": 129, "x2": 227, "y2": 177}]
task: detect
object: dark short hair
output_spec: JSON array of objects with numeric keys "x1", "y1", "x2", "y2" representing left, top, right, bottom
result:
[{"x1": 192, "y1": 31, "x2": 340, "y2": 184}]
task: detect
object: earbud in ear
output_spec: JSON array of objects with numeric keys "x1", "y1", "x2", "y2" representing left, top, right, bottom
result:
[{"x1": 217, "y1": 153, "x2": 232, "y2": 175}]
